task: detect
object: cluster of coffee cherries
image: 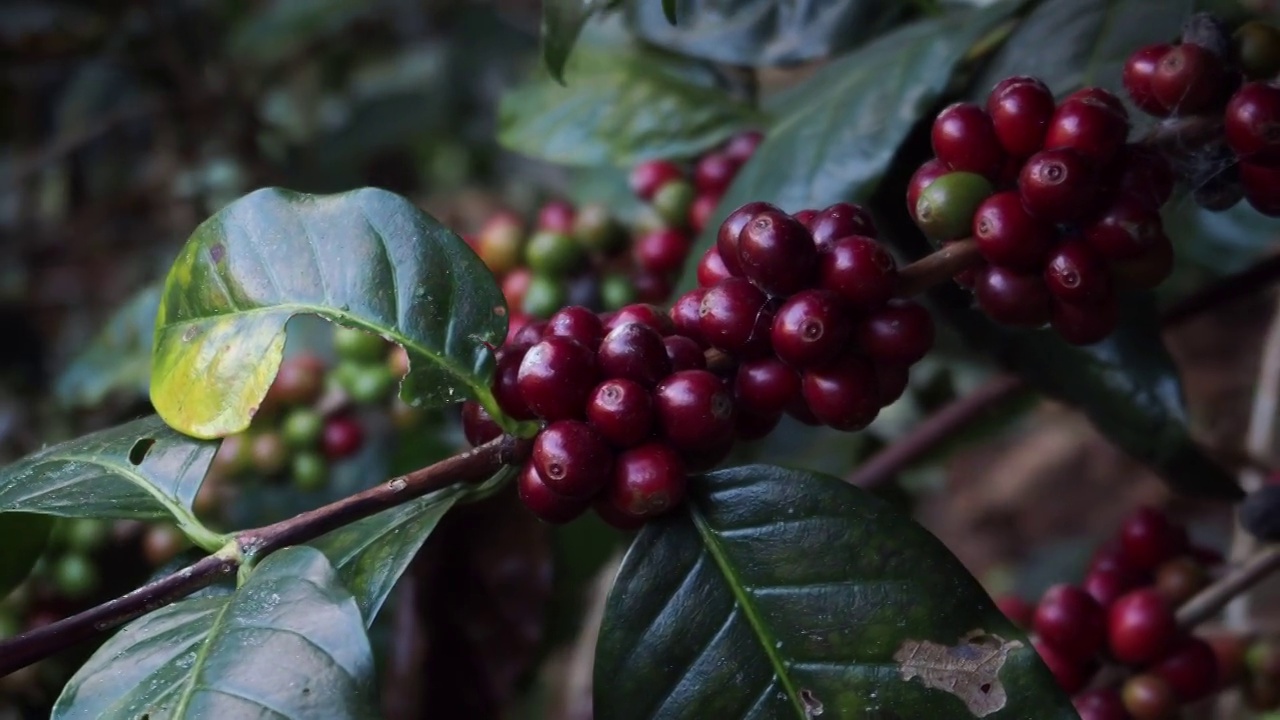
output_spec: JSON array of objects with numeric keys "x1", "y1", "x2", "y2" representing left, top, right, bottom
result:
[
  {"x1": 996, "y1": 507, "x2": 1233, "y2": 718},
  {"x1": 1122, "y1": 16, "x2": 1280, "y2": 215},
  {"x1": 628, "y1": 130, "x2": 763, "y2": 235},
  {"x1": 909, "y1": 78, "x2": 1175, "y2": 345}
]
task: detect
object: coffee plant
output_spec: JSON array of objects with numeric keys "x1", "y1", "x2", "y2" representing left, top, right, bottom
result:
[{"x1": 9, "y1": 0, "x2": 1280, "y2": 718}]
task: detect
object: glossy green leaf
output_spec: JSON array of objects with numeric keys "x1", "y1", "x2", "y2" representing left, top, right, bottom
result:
[
  {"x1": 676, "y1": 1, "x2": 1025, "y2": 291},
  {"x1": 625, "y1": 0, "x2": 906, "y2": 67},
  {"x1": 0, "y1": 416, "x2": 225, "y2": 547},
  {"x1": 54, "y1": 284, "x2": 160, "y2": 408},
  {"x1": 541, "y1": 0, "x2": 608, "y2": 84},
  {"x1": 499, "y1": 43, "x2": 762, "y2": 167},
  {"x1": 0, "y1": 512, "x2": 52, "y2": 599},
  {"x1": 228, "y1": 0, "x2": 377, "y2": 68},
  {"x1": 150, "y1": 187, "x2": 509, "y2": 439},
  {"x1": 595, "y1": 465, "x2": 1077, "y2": 719},
  {"x1": 53, "y1": 547, "x2": 379, "y2": 720}
]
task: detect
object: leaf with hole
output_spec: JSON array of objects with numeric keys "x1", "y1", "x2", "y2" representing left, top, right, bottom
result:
[
  {"x1": 149, "y1": 187, "x2": 511, "y2": 439},
  {"x1": 52, "y1": 546, "x2": 379, "y2": 720},
  {"x1": 595, "y1": 465, "x2": 1078, "y2": 718}
]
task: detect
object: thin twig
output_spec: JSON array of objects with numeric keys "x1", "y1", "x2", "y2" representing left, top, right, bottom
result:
[
  {"x1": 1162, "y1": 253, "x2": 1280, "y2": 327},
  {"x1": 1178, "y1": 546, "x2": 1280, "y2": 630},
  {"x1": 894, "y1": 238, "x2": 980, "y2": 298}
]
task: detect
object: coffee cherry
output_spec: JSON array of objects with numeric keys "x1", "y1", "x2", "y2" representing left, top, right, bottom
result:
[
  {"x1": 586, "y1": 378, "x2": 654, "y2": 449},
  {"x1": 502, "y1": 268, "x2": 532, "y2": 312},
  {"x1": 1154, "y1": 636, "x2": 1218, "y2": 702},
  {"x1": 724, "y1": 130, "x2": 764, "y2": 161},
  {"x1": 771, "y1": 290, "x2": 851, "y2": 368},
  {"x1": 64, "y1": 519, "x2": 108, "y2": 553},
  {"x1": 492, "y1": 350, "x2": 534, "y2": 420},
  {"x1": 604, "y1": 442, "x2": 687, "y2": 519},
  {"x1": 546, "y1": 306, "x2": 604, "y2": 349},
  {"x1": 1226, "y1": 82, "x2": 1280, "y2": 165},
  {"x1": 1119, "y1": 507, "x2": 1187, "y2": 572},
  {"x1": 696, "y1": 247, "x2": 734, "y2": 287},
  {"x1": 972, "y1": 191, "x2": 1056, "y2": 270},
  {"x1": 1067, "y1": 87, "x2": 1128, "y2": 119},
  {"x1": 931, "y1": 103, "x2": 1007, "y2": 180},
  {"x1": 590, "y1": 494, "x2": 646, "y2": 531},
  {"x1": 635, "y1": 272, "x2": 672, "y2": 307},
  {"x1": 801, "y1": 354, "x2": 880, "y2": 431},
  {"x1": 476, "y1": 212, "x2": 524, "y2": 275},
  {"x1": 321, "y1": 414, "x2": 364, "y2": 460},
  {"x1": 736, "y1": 409, "x2": 782, "y2": 440},
  {"x1": 517, "y1": 337, "x2": 598, "y2": 420},
  {"x1": 601, "y1": 273, "x2": 637, "y2": 311},
  {"x1": 664, "y1": 335, "x2": 706, "y2": 371},
  {"x1": 334, "y1": 326, "x2": 387, "y2": 364},
  {"x1": 1154, "y1": 556, "x2": 1208, "y2": 607},
  {"x1": 1115, "y1": 145, "x2": 1175, "y2": 211},
  {"x1": 250, "y1": 431, "x2": 289, "y2": 475},
  {"x1": 995, "y1": 594, "x2": 1034, "y2": 629},
  {"x1": 537, "y1": 200, "x2": 576, "y2": 234},
  {"x1": 1124, "y1": 44, "x2": 1175, "y2": 116},
  {"x1": 1121, "y1": 674, "x2": 1177, "y2": 720},
  {"x1": 211, "y1": 433, "x2": 251, "y2": 477},
  {"x1": 1044, "y1": 241, "x2": 1111, "y2": 304},
  {"x1": 785, "y1": 394, "x2": 823, "y2": 426},
  {"x1": 794, "y1": 209, "x2": 819, "y2": 227},
  {"x1": 1153, "y1": 42, "x2": 1229, "y2": 115},
  {"x1": 857, "y1": 301, "x2": 934, "y2": 365},
  {"x1": 689, "y1": 194, "x2": 719, "y2": 234},
  {"x1": 1018, "y1": 149, "x2": 1097, "y2": 223},
  {"x1": 1073, "y1": 689, "x2": 1128, "y2": 720},
  {"x1": 607, "y1": 303, "x2": 675, "y2": 335},
  {"x1": 291, "y1": 451, "x2": 328, "y2": 491},
  {"x1": 669, "y1": 290, "x2": 707, "y2": 346},
  {"x1": 344, "y1": 364, "x2": 396, "y2": 404},
  {"x1": 818, "y1": 236, "x2": 898, "y2": 310},
  {"x1": 987, "y1": 75, "x2": 1055, "y2": 159},
  {"x1": 266, "y1": 353, "x2": 326, "y2": 407},
  {"x1": 598, "y1": 322, "x2": 671, "y2": 388},
  {"x1": 735, "y1": 357, "x2": 801, "y2": 416},
  {"x1": 1241, "y1": 161, "x2": 1280, "y2": 216},
  {"x1": 699, "y1": 277, "x2": 773, "y2": 356},
  {"x1": 462, "y1": 401, "x2": 502, "y2": 447},
  {"x1": 1204, "y1": 633, "x2": 1249, "y2": 690},
  {"x1": 737, "y1": 209, "x2": 818, "y2": 296},
  {"x1": 1051, "y1": 296, "x2": 1119, "y2": 345},
  {"x1": 142, "y1": 524, "x2": 190, "y2": 566},
  {"x1": 975, "y1": 266, "x2": 1051, "y2": 328},
  {"x1": 808, "y1": 203, "x2": 877, "y2": 248},
  {"x1": 532, "y1": 420, "x2": 614, "y2": 498},
  {"x1": 1084, "y1": 564, "x2": 1144, "y2": 608},
  {"x1": 1034, "y1": 637, "x2": 1094, "y2": 694},
  {"x1": 1084, "y1": 194, "x2": 1165, "y2": 261},
  {"x1": 630, "y1": 160, "x2": 685, "y2": 202},
  {"x1": 573, "y1": 203, "x2": 627, "y2": 255},
  {"x1": 874, "y1": 362, "x2": 910, "y2": 406},
  {"x1": 717, "y1": 201, "x2": 777, "y2": 277},
  {"x1": 518, "y1": 461, "x2": 589, "y2": 524},
  {"x1": 522, "y1": 273, "x2": 567, "y2": 318},
  {"x1": 1235, "y1": 21, "x2": 1280, "y2": 80},
  {"x1": 526, "y1": 230, "x2": 585, "y2": 276},
  {"x1": 282, "y1": 408, "x2": 324, "y2": 449},
  {"x1": 694, "y1": 152, "x2": 741, "y2": 196},
  {"x1": 54, "y1": 553, "x2": 98, "y2": 600},
  {"x1": 914, "y1": 172, "x2": 994, "y2": 240},
  {"x1": 906, "y1": 158, "x2": 950, "y2": 219},
  {"x1": 1033, "y1": 584, "x2": 1106, "y2": 662},
  {"x1": 633, "y1": 228, "x2": 690, "y2": 275},
  {"x1": 1044, "y1": 94, "x2": 1130, "y2": 165},
  {"x1": 1108, "y1": 588, "x2": 1177, "y2": 665},
  {"x1": 654, "y1": 370, "x2": 735, "y2": 451},
  {"x1": 680, "y1": 432, "x2": 734, "y2": 472}
]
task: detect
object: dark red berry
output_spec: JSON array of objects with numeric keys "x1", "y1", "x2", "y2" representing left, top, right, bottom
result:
[
  {"x1": 587, "y1": 378, "x2": 654, "y2": 448},
  {"x1": 875, "y1": 362, "x2": 910, "y2": 406},
  {"x1": 972, "y1": 191, "x2": 1056, "y2": 270},
  {"x1": 664, "y1": 335, "x2": 707, "y2": 371},
  {"x1": 546, "y1": 306, "x2": 604, "y2": 349},
  {"x1": 735, "y1": 356, "x2": 801, "y2": 416},
  {"x1": 723, "y1": 130, "x2": 763, "y2": 161},
  {"x1": 809, "y1": 202, "x2": 877, "y2": 247},
  {"x1": 699, "y1": 277, "x2": 774, "y2": 356},
  {"x1": 532, "y1": 420, "x2": 614, "y2": 498},
  {"x1": 995, "y1": 594, "x2": 1034, "y2": 629},
  {"x1": 630, "y1": 160, "x2": 685, "y2": 202},
  {"x1": 1241, "y1": 160, "x2": 1280, "y2": 216},
  {"x1": 462, "y1": 401, "x2": 502, "y2": 447},
  {"x1": 1018, "y1": 148, "x2": 1098, "y2": 223},
  {"x1": 1034, "y1": 637, "x2": 1095, "y2": 694},
  {"x1": 1044, "y1": 241, "x2": 1112, "y2": 304},
  {"x1": 690, "y1": 193, "x2": 719, "y2": 234},
  {"x1": 517, "y1": 336, "x2": 598, "y2": 420},
  {"x1": 518, "y1": 461, "x2": 588, "y2": 524},
  {"x1": 493, "y1": 349, "x2": 535, "y2": 420},
  {"x1": 931, "y1": 102, "x2": 1007, "y2": 180},
  {"x1": 1085, "y1": 194, "x2": 1166, "y2": 261},
  {"x1": 633, "y1": 271, "x2": 674, "y2": 305},
  {"x1": 598, "y1": 322, "x2": 671, "y2": 388},
  {"x1": 1121, "y1": 674, "x2": 1178, "y2": 720},
  {"x1": 654, "y1": 370, "x2": 736, "y2": 451},
  {"x1": 510, "y1": 319, "x2": 548, "y2": 350},
  {"x1": 694, "y1": 151, "x2": 741, "y2": 196},
  {"x1": 1084, "y1": 564, "x2": 1144, "y2": 608},
  {"x1": 1051, "y1": 296, "x2": 1119, "y2": 345},
  {"x1": 906, "y1": 158, "x2": 949, "y2": 218},
  {"x1": 1226, "y1": 82, "x2": 1280, "y2": 166},
  {"x1": 696, "y1": 247, "x2": 734, "y2": 287},
  {"x1": 1044, "y1": 95, "x2": 1130, "y2": 165},
  {"x1": 1074, "y1": 689, "x2": 1129, "y2": 720},
  {"x1": 1034, "y1": 584, "x2": 1106, "y2": 663},
  {"x1": 604, "y1": 442, "x2": 688, "y2": 518},
  {"x1": 1066, "y1": 87, "x2": 1130, "y2": 119},
  {"x1": 502, "y1": 270, "x2": 532, "y2": 315},
  {"x1": 1120, "y1": 507, "x2": 1188, "y2": 572},
  {"x1": 634, "y1": 228, "x2": 691, "y2": 275},
  {"x1": 717, "y1": 201, "x2": 777, "y2": 277},
  {"x1": 785, "y1": 394, "x2": 823, "y2": 426},
  {"x1": 987, "y1": 75, "x2": 1056, "y2": 159},
  {"x1": 680, "y1": 432, "x2": 735, "y2": 472},
  {"x1": 818, "y1": 236, "x2": 898, "y2": 310},
  {"x1": 1153, "y1": 42, "x2": 1229, "y2": 114},
  {"x1": 593, "y1": 495, "x2": 646, "y2": 530},
  {"x1": 1124, "y1": 44, "x2": 1175, "y2": 116},
  {"x1": 857, "y1": 301, "x2": 934, "y2": 365},
  {"x1": 1154, "y1": 555, "x2": 1209, "y2": 607},
  {"x1": 1115, "y1": 145, "x2": 1175, "y2": 211},
  {"x1": 736, "y1": 409, "x2": 782, "y2": 440},
  {"x1": 1108, "y1": 589, "x2": 1178, "y2": 665},
  {"x1": 975, "y1": 266, "x2": 1051, "y2": 327},
  {"x1": 669, "y1": 289, "x2": 707, "y2": 346},
  {"x1": 793, "y1": 208, "x2": 819, "y2": 227},
  {"x1": 537, "y1": 200, "x2": 576, "y2": 234},
  {"x1": 801, "y1": 354, "x2": 880, "y2": 431},
  {"x1": 321, "y1": 415, "x2": 365, "y2": 460},
  {"x1": 736, "y1": 209, "x2": 818, "y2": 296},
  {"x1": 605, "y1": 303, "x2": 674, "y2": 335},
  {"x1": 770, "y1": 290, "x2": 851, "y2": 369}
]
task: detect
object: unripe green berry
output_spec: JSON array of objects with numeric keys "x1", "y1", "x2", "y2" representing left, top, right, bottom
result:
[
  {"x1": 292, "y1": 451, "x2": 328, "y2": 491},
  {"x1": 574, "y1": 203, "x2": 628, "y2": 255},
  {"x1": 65, "y1": 519, "x2": 109, "y2": 553},
  {"x1": 652, "y1": 180, "x2": 695, "y2": 228},
  {"x1": 249, "y1": 431, "x2": 289, "y2": 475},
  {"x1": 333, "y1": 326, "x2": 388, "y2": 363},
  {"x1": 54, "y1": 553, "x2": 98, "y2": 599},
  {"x1": 282, "y1": 408, "x2": 324, "y2": 449},
  {"x1": 522, "y1": 273, "x2": 567, "y2": 318},
  {"x1": 344, "y1": 364, "x2": 396, "y2": 404},
  {"x1": 525, "y1": 229, "x2": 585, "y2": 276},
  {"x1": 601, "y1": 273, "x2": 636, "y2": 311},
  {"x1": 1235, "y1": 21, "x2": 1280, "y2": 80},
  {"x1": 914, "y1": 171, "x2": 994, "y2": 240}
]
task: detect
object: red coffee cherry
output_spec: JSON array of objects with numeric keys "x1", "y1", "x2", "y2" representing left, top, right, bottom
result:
[
  {"x1": 502, "y1": 269, "x2": 533, "y2": 315},
  {"x1": 598, "y1": 322, "x2": 672, "y2": 388},
  {"x1": 592, "y1": 493, "x2": 646, "y2": 531},
  {"x1": 801, "y1": 353, "x2": 881, "y2": 431},
  {"x1": 736, "y1": 409, "x2": 782, "y2": 441},
  {"x1": 630, "y1": 160, "x2": 685, "y2": 202},
  {"x1": 518, "y1": 461, "x2": 588, "y2": 524},
  {"x1": 735, "y1": 357, "x2": 801, "y2": 416},
  {"x1": 1044, "y1": 95, "x2": 1130, "y2": 165},
  {"x1": 1120, "y1": 507, "x2": 1188, "y2": 572},
  {"x1": 1066, "y1": 87, "x2": 1130, "y2": 119},
  {"x1": 1044, "y1": 241, "x2": 1112, "y2": 304},
  {"x1": 1051, "y1": 295, "x2": 1119, "y2": 346},
  {"x1": 856, "y1": 301, "x2": 934, "y2": 365},
  {"x1": 321, "y1": 414, "x2": 365, "y2": 460},
  {"x1": 1124, "y1": 44, "x2": 1175, "y2": 116},
  {"x1": 808, "y1": 202, "x2": 877, "y2": 247},
  {"x1": 716, "y1": 201, "x2": 777, "y2": 277},
  {"x1": 654, "y1": 370, "x2": 736, "y2": 451},
  {"x1": 1084, "y1": 564, "x2": 1145, "y2": 609},
  {"x1": 793, "y1": 208, "x2": 819, "y2": 227},
  {"x1": 771, "y1": 290, "x2": 851, "y2": 369},
  {"x1": 1115, "y1": 145, "x2": 1175, "y2": 210},
  {"x1": 689, "y1": 193, "x2": 719, "y2": 234},
  {"x1": 546, "y1": 306, "x2": 605, "y2": 349},
  {"x1": 1085, "y1": 194, "x2": 1166, "y2": 261},
  {"x1": 1074, "y1": 689, "x2": 1129, "y2": 720},
  {"x1": 696, "y1": 247, "x2": 735, "y2": 287},
  {"x1": 1241, "y1": 161, "x2": 1280, "y2": 216},
  {"x1": 1154, "y1": 636, "x2": 1219, "y2": 702},
  {"x1": 699, "y1": 277, "x2": 774, "y2": 356},
  {"x1": 633, "y1": 228, "x2": 691, "y2": 275},
  {"x1": 1153, "y1": 42, "x2": 1229, "y2": 115},
  {"x1": 931, "y1": 102, "x2": 1008, "y2": 180},
  {"x1": 972, "y1": 191, "x2": 1056, "y2": 271},
  {"x1": 664, "y1": 335, "x2": 705, "y2": 372},
  {"x1": 493, "y1": 349, "x2": 535, "y2": 420},
  {"x1": 875, "y1": 362, "x2": 910, "y2": 406},
  {"x1": 906, "y1": 158, "x2": 950, "y2": 218},
  {"x1": 694, "y1": 151, "x2": 741, "y2": 196},
  {"x1": 537, "y1": 200, "x2": 576, "y2": 234},
  {"x1": 669, "y1": 289, "x2": 707, "y2": 346},
  {"x1": 724, "y1": 129, "x2": 764, "y2": 161},
  {"x1": 1108, "y1": 588, "x2": 1178, "y2": 665},
  {"x1": 532, "y1": 420, "x2": 614, "y2": 498},
  {"x1": 1111, "y1": 232, "x2": 1174, "y2": 290},
  {"x1": 818, "y1": 235, "x2": 898, "y2": 310},
  {"x1": 1018, "y1": 148, "x2": 1098, "y2": 223},
  {"x1": 1033, "y1": 584, "x2": 1106, "y2": 663},
  {"x1": 680, "y1": 432, "x2": 735, "y2": 472},
  {"x1": 606, "y1": 303, "x2": 675, "y2": 335},
  {"x1": 604, "y1": 442, "x2": 688, "y2": 519},
  {"x1": 986, "y1": 75, "x2": 1056, "y2": 159},
  {"x1": 517, "y1": 336, "x2": 599, "y2": 421},
  {"x1": 736, "y1": 209, "x2": 818, "y2": 296},
  {"x1": 587, "y1": 378, "x2": 654, "y2": 448},
  {"x1": 266, "y1": 353, "x2": 326, "y2": 408},
  {"x1": 995, "y1": 594, "x2": 1034, "y2": 629},
  {"x1": 510, "y1": 319, "x2": 548, "y2": 350},
  {"x1": 1121, "y1": 673, "x2": 1178, "y2": 720},
  {"x1": 1034, "y1": 637, "x2": 1095, "y2": 694},
  {"x1": 462, "y1": 401, "x2": 502, "y2": 447},
  {"x1": 1226, "y1": 82, "x2": 1280, "y2": 166}
]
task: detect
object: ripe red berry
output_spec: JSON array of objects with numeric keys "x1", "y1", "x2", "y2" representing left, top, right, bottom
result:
[
  {"x1": 1084, "y1": 564, "x2": 1144, "y2": 608},
  {"x1": 664, "y1": 335, "x2": 706, "y2": 371},
  {"x1": 724, "y1": 130, "x2": 763, "y2": 161},
  {"x1": 517, "y1": 336, "x2": 598, "y2": 420},
  {"x1": 546, "y1": 306, "x2": 605, "y2": 349},
  {"x1": 680, "y1": 433, "x2": 734, "y2": 472},
  {"x1": 669, "y1": 289, "x2": 707, "y2": 346},
  {"x1": 736, "y1": 209, "x2": 818, "y2": 296},
  {"x1": 1066, "y1": 87, "x2": 1130, "y2": 119},
  {"x1": 736, "y1": 409, "x2": 782, "y2": 440},
  {"x1": 1121, "y1": 673, "x2": 1178, "y2": 720},
  {"x1": 690, "y1": 193, "x2": 719, "y2": 234},
  {"x1": 874, "y1": 362, "x2": 910, "y2": 406},
  {"x1": 598, "y1": 322, "x2": 672, "y2": 388},
  {"x1": 633, "y1": 228, "x2": 691, "y2": 275},
  {"x1": 1044, "y1": 241, "x2": 1112, "y2": 304},
  {"x1": 1051, "y1": 296, "x2": 1119, "y2": 346},
  {"x1": 1153, "y1": 42, "x2": 1229, "y2": 115},
  {"x1": 510, "y1": 320, "x2": 548, "y2": 350},
  {"x1": 995, "y1": 594, "x2": 1034, "y2": 629},
  {"x1": 1034, "y1": 637, "x2": 1095, "y2": 694},
  {"x1": 1074, "y1": 689, "x2": 1129, "y2": 720},
  {"x1": 1241, "y1": 161, "x2": 1280, "y2": 216},
  {"x1": 734, "y1": 357, "x2": 801, "y2": 416},
  {"x1": 696, "y1": 247, "x2": 735, "y2": 287},
  {"x1": 1154, "y1": 556, "x2": 1208, "y2": 607},
  {"x1": 532, "y1": 420, "x2": 614, "y2": 498},
  {"x1": 694, "y1": 151, "x2": 741, "y2": 196},
  {"x1": 266, "y1": 353, "x2": 326, "y2": 408},
  {"x1": 987, "y1": 75, "x2": 1056, "y2": 159},
  {"x1": 592, "y1": 494, "x2": 646, "y2": 531},
  {"x1": 716, "y1": 201, "x2": 777, "y2": 277},
  {"x1": 1115, "y1": 145, "x2": 1175, "y2": 210},
  {"x1": 1018, "y1": 148, "x2": 1098, "y2": 223},
  {"x1": 518, "y1": 461, "x2": 588, "y2": 524},
  {"x1": 793, "y1": 209, "x2": 819, "y2": 227},
  {"x1": 1154, "y1": 636, "x2": 1219, "y2": 702},
  {"x1": 1108, "y1": 589, "x2": 1178, "y2": 665},
  {"x1": 771, "y1": 290, "x2": 851, "y2": 369},
  {"x1": 808, "y1": 202, "x2": 877, "y2": 247},
  {"x1": 1226, "y1": 82, "x2": 1280, "y2": 166},
  {"x1": 604, "y1": 443, "x2": 688, "y2": 518},
  {"x1": 1085, "y1": 194, "x2": 1166, "y2": 261},
  {"x1": 856, "y1": 301, "x2": 934, "y2": 365},
  {"x1": 699, "y1": 277, "x2": 774, "y2": 356},
  {"x1": 493, "y1": 349, "x2": 535, "y2": 420},
  {"x1": 1033, "y1": 584, "x2": 1106, "y2": 662},
  {"x1": 906, "y1": 158, "x2": 950, "y2": 218},
  {"x1": 1044, "y1": 95, "x2": 1130, "y2": 165},
  {"x1": 654, "y1": 370, "x2": 735, "y2": 451},
  {"x1": 1120, "y1": 507, "x2": 1188, "y2": 572},
  {"x1": 605, "y1": 303, "x2": 675, "y2": 335},
  {"x1": 801, "y1": 354, "x2": 881, "y2": 431},
  {"x1": 972, "y1": 191, "x2": 1056, "y2": 271},
  {"x1": 587, "y1": 378, "x2": 654, "y2": 448},
  {"x1": 1124, "y1": 44, "x2": 1175, "y2": 116},
  {"x1": 931, "y1": 102, "x2": 1008, "y2": 180},
  {"x1": 502, "y1": 269, "x2": 532, "y2": 313},
  {"x1": 537, "y1": 200, "x2": 576, "y2": 234},
  {"x1": 818, "y1": 235, "x2": 898, "y2": 310},
  {"x1": 630, "y1": 160, "x2": 685, "y2": 202},
  {"x1": 461, "y1": 401, "x2": 502, "y2": 447},
  {"x1": 321, "y1": 415, "x2": 365, "y2": 460}
]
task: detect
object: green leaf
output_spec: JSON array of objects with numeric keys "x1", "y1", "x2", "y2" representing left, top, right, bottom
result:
[
  {"x1": 970, "y1": 0, "x2": 1191, "y2": 98},
  {"x1": 0, "y1": 416, "x2": 225, "y2": 548},
  {"x1": 541, "y1": 0, "x2": 606, "y2": 83},
  {"x1": 499, "y1": 43, "x2": 762, "y2": 167},
  {"x1": 52, "y1": 547, "x2": 379, "y2": 720},
  {"x1": 0, "y1": 512, "x2": 52, "y2": 599},
  {"x1": 150, "y1": 187, "x2": 509, "y2": 440},
  {"x1": 54, "y1": 284, "x2": 160, "y2": 408},
  {"x1": 1165, "y1": 199, "x2": 1280, "y2": 276},
  {"x1": 625, "y1": 0, "x2": 907, "y2": 67},
  {"x1": 595, "y1": 465, "x2": 1078, "y2": 719},
  {"x1": 676, "y1": 1, "x2": 1025, "y2": 291},
  {"x1": 228, "y1": 0, "x2": 378, "y2": 68}
]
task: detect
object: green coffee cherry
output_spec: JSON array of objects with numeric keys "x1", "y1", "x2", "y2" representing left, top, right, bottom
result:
[
  {"x1": 1235, "y1": 21, "x2": 1280, "y2": 80},
  {"x1": 54, "y1": 553, "x2": 98, "y2": 599},
  {"x1": 525, "y1": 230, "x2": 585, "y2": 276},
  {"x1": 344, "y1": 364, "x2": 396, "y2": 404},
  {"x1": 211, "y1": 433, "x2": 252, "y2": 477},
  {"x1": 249, "y1": 432, "x2": 289, "y2": 476},
  {"x1": 65, "y1": 519, "x2": 109, "y2": 553},
  {"x1": 282, "y1": 408, "x2": 324, "y2": 449},
  {"x1": 914, "y1": 172, "x2": 993, "y2": 241},
  {"x1": 652, "y1": 179, "x2": 695, "y2": 228},
  {"x1": 292, "y1": 452, "x2": 328, "y2": 491},
  {"x1": 601, "y1": 273, "x2": 636, "y2": 311},
  {"x1": 333, "y1": 325, "x2": 387, "y2": 363},
  {"x1": 573, "y1": 203, "x2": 628, "y2": 255},
  {"x1": 522, "y1": 273, "x2": 567, "y2": 318}
]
